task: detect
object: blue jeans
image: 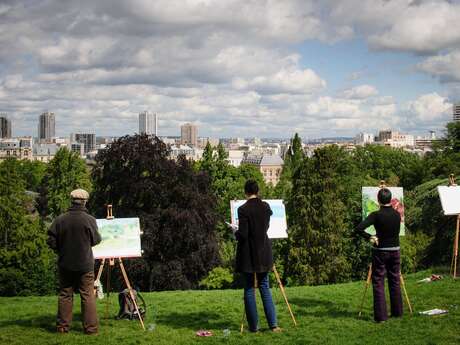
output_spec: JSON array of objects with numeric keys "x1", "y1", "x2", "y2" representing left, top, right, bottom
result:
[{"x1": 243, "y1": 272, "x2": 277, "y2": 331}]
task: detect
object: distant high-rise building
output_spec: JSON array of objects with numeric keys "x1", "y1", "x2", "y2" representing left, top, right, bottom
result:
[
  {"x1": 38, "y1": 111, "x2": 55, "y2": 143},
  {"x1": 139, "y1": 111, "x2": 158, "y2": 136},
  {"x1": 73, "y1": 133, "x2": 96, "y2": 154},
  {"x1": 354, "y1": 132, "x2": 374, "y2": 145},
  {"x1": 181, "y1": 123, "x2": 198, "y2": 146},
  {"x1": 71, "y1": 142, "x2": 85, "y2": 156},
  {"x1": 0, "y1": 113, "x2": 12, "y2": 138},
  {"x1": 454, "y1": 103, "x2": 460, "y2": 122}
]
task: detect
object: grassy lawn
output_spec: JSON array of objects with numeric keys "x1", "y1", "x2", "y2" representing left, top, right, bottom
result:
[{"x1": 0, "y1": 269, "x2": 459, "y2": 345}]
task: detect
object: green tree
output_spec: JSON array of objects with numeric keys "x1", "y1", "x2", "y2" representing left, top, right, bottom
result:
[
  {"x1": 274, "y1": 133, "x2": 304, "y2": 200},
  {"x1": 426, "y1": 121, "x2": 460, "y2": 178},
  {"x1": 196, "y1": 144, "x2": 267, "y2": 233},
  {"x1": 352, "y1": 145, "x2": 427, "y2": 190},
  {"x1": 18, "y1": 160, "x2": 47, "y2": 192},
  {"x1": 39, "y1": 148, "x2": 92, "y2": 219},
  {"x1": 286, "y1": 146, "x2": 352, "y2": 285},
  {"x1": 0, "y1": 159, "x2": 26, "y2": 249},
  {"x1": 405, "y1": 177, "x2": 457, "y2": 266},
  {"x1": 0, "y1": 159, "x2": 56, "y2": 296},
  {"x1": 196, "y1": 144, "x2": 269, "y2": 273}
]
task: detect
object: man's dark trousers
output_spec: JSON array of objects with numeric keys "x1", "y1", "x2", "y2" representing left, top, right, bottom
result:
[
  {"x1": 57, "y1": 269, "x2": 98, "y2": 334},
  {"x1": 371, "y1": 250, "x2": 403, "y2": 322}
]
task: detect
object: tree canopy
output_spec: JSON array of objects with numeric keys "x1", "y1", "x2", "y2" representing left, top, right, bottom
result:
[
  {"x1": 0, "y1": 159, "x2": 56, "y2": 296},
  {"x1": 39, "y1": 148, "x2": 92, "y2": 219},
  {"x1": 90, "y1": 134, "x2": 220, "y2": 291}
]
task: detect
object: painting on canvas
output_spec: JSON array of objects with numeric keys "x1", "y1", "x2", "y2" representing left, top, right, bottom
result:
[
  {"x1": 362, "y1": 187, "x2": 405, "y2": 236},
  {"x1": 93, "y1": 218, "x2": 142, "y2": 259},
  {"x1": 230, "y1": 199, "x2": 288, "y2": 239}
]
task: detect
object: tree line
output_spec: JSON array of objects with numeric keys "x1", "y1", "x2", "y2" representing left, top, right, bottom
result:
[{"x1": 0, "y1": 122, "x2": 459, "y2": 295}]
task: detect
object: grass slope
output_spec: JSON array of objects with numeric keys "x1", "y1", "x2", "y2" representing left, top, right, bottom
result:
[{"x1": 0, "y1": 270, "x2": 459, "y2": 345}]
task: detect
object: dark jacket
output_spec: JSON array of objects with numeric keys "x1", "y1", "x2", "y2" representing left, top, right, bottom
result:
[
  {"x1": 235, "y1": 198, "x2": 273, "y2": 273},
  {"x1": 47, "y1": 203, "x2": 101, "y2": 272},
  {"x1": 356, "y1": 205, "x2": 401, "y2": 248}
]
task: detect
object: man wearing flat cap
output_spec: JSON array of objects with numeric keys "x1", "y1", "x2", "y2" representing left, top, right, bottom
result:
[{"x1": 47, "y1": 189, "x2": 101, "y2": 335}]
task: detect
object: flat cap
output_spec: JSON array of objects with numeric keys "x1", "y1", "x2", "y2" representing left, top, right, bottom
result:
[{"x1": 70, "y1": 188, "x2": 89, "y2": 200}]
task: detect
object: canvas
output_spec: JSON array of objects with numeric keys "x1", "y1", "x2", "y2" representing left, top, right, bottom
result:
[
  {"x1": 93, "y1": 218, "x2": 142, "y2": 259},
  {"x1": 362, "y1": 187, "x2": 405, "y2": 236},
  {"x1": 230, "y1": 199, "x2": 288, "y2": 239},
  {"x1": 437, "y1": 186, "x2": 460, "y2": 216}
]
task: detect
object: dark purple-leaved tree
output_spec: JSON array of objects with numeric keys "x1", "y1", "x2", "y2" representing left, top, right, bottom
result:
[{"x1": 90, "y1": 134, "x2": 220, "y2": 291}]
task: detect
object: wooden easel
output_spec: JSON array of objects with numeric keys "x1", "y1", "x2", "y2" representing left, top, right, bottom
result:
[
  {"x1": 358, "y1": 181, "x2": 413, "y2": 317},
  {"x1": 448, "y1": 174, "x2": 460, "y2": 278},
  {"x1": 240, "y1": 264, "x2": 297, "y2": 333},
  {"x1": 95, "y1": 205, "x2": 145, "y2": 330},
  {"x1": 358, "y1": 263, "x2": 413, "y2": 317}
]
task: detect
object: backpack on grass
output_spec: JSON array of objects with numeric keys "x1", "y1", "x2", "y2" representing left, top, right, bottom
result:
[{"x1": 117, "y1": 288, "x2": 147, "y2": 320}]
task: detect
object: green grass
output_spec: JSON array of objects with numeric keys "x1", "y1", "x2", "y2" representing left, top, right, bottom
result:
[{"x1": 0, "y1": 269, "x2": 459, "y2": 345}]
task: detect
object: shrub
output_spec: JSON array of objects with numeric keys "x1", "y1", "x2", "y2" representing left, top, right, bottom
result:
[
  {"x1": 199, "y1": 267, "x2": 233, "y2": 290},
  {"x1": 400, "y1": 232, "x2": 431, "y2": 273}
]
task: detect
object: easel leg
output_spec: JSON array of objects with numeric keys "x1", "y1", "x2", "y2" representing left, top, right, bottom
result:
[
  {"x1": 452, "y1": 215, "x2": 460, "y2": 279},
  {"x1": 240, "y1": 301, "x2": 245, "y2": 334},
  {"x1": 96, "y1": 259, "x2": 105, "y2": 283},
  {"x1": 273, "y1": 265, "x2": 297, "y2": 326},
  {"x1": 399, "y1": 274, "x2": 413, "y2": 314},
  {"x1": 358, "y1": 264, "x2": 372, "y2": 317},
  {"x1": 118, "y1": 259, "x2": 146, "y2": 331},
  {"x1": 105, "y1": 259, "x2": 114, "y2": 319},
  {"x1": 94, "y1": 259, "x2": 105, "y2": 296}
]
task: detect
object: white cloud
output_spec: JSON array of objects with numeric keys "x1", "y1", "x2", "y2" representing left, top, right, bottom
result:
[
  {"x1": 341, "y1": 85, "x2": 379, "y2": 99},
  {"x1": 368, "y1": 2, "x2": 460, "y2": 53},
  {"x1": 406, "y1": 92, "x2": 452, "y2": 122},
  {"x1": 0, "y1": 0, "x2": 457, "y2": 138},
  {"x1": 233, "y1": 68, "x2": 326, "y2": 95},
  {"x1": 329, "y1": 0, "x2": 460, "y2": 54},
  {"x1": 417, "y1": 50, "x2": 460, "y2": 83},
  {"x1": 306, "y1": 97, "x2": 362, "y2": 118},
  {"x1": 303, "y1": 96, "x2": 400, "y2": 131}
]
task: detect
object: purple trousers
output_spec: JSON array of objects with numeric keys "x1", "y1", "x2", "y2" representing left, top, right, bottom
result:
[{"x1": 371, "y1": 250, "x2": 403, "y2": 322}]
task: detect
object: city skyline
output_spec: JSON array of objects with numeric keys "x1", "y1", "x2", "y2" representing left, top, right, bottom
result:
[
  {"x1": 1, "y1": 1, "x2": 459, "y2": 138},
  {"x1": 3, "y1": 109, "x2": 451, "y2": 142}
]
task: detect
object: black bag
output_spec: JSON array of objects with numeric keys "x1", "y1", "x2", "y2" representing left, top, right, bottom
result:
[{"x1": 117, "y1": 288, "x2": 146, "y2": 320}]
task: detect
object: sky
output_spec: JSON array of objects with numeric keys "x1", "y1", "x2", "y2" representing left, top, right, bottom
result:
[{"x1": 1, "y1": 0, "x2": 460, "y2": 139}]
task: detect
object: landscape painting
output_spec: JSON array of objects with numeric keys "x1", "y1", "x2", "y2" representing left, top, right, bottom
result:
[{"x1": 93, "y1": 218, "x2": 142, "y2": 259}]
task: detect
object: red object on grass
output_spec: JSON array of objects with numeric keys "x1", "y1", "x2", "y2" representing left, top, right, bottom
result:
[{"x1": 196, "y1": 330, "x2": 213, "y2": 337}]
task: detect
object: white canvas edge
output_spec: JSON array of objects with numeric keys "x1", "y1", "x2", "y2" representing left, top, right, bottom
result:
[
  {"x1": 437, "y1": 186, "x2": 460, "y2": 216},
  {"x1": 93, "y1": 217, "x2": 142, "y2": 259},
  {"x1": 230, "y1": 199, "x2": 288, "y2": 239}
]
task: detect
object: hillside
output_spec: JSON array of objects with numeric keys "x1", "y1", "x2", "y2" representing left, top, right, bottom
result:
[{"x1": 0, "y1": 270, "x2": 459, "y2": 345}]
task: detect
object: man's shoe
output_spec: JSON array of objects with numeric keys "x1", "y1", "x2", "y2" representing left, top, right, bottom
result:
[
  {"x1": 271, "y1": 327, "x2": 282, "y2": 333},
  {"x1": 57, "y1": 327, "x2": 68, "y2": 334}
]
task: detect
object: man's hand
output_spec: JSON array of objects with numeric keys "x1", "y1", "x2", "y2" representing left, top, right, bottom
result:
[
  {"x1": 370, "y1": 236, "x2": 379, "y2": 246},
  {"x1": 225, "y1": 221, "x2": 238, "y2": 234}
]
